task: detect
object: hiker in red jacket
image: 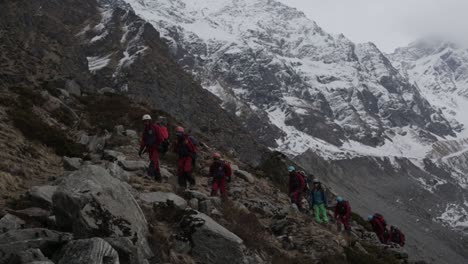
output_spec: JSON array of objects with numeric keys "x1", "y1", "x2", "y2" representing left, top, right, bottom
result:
[
  {"x1": 288, "y1": 166, "x2": 305, "y2": 210},
  {"x1": 334, "y1": 196, "x2": 351, "y2": 232},
  {"x1": 389, "y1": 226, "x2": 405, "y2": 247},
  {"x1": 368, "y1": 213, "x2": 389, "y2": 243},
  {"x1": 209, "y1": 152, "x2": 232, "y2": 200},
  {"x1": 138, "y1": 114, "x2": 164, "y2": 181},
  {"x1": 173, "y1": 126, "x2": 197, "y2": 189}
]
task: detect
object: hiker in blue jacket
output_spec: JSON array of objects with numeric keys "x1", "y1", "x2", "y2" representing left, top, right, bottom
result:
[{"x1": 309, "y1": 179, "x2": 329, "y2": 223}]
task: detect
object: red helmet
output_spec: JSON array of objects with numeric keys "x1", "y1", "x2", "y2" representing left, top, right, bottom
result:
[
  {"x1": 175, "y1": 126, "x2": 185, "y2": 133},
  {"x1": 213, "y1": 152, "x2": 221, "y2": 159}
]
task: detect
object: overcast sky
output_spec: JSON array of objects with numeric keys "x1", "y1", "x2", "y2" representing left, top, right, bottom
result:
[{"x1": 278, "y1": 0, "x2": 468, "y2": 53}]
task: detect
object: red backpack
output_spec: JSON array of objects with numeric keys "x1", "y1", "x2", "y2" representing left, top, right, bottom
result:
[
  {"x1": 374, "y1": 213, "x2": 387, "y2": 227},
  {"x1": 297, "y1": 171, "x2": 309, "y2": 192}
]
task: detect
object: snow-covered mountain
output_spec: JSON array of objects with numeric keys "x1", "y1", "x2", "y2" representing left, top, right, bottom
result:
[
  {"x1": 123, "y1": 0, "x2": 456, "y2": 159},
  {"x1": 120, "y1": 0, "x2": 468, "y2": 262}
]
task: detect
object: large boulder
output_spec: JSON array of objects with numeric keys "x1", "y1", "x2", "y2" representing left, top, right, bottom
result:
[
  {"x1": 139, "y1": 192, "x2": 187, "y2": 210},
  {"x1": 105, "y1": 162, "x2": 130, "y2": 182},
  {"x1": 0, "y1": 228, "x2": 72, "y2": 263},
  {"x1": 52, "y1": 165, "x2": 152, "y2": 259},
  {"x1": 28, "y1": 185, "x2": 57, "y2": 208},
  {"x1": 56, "y1": 238, "x2": 119, "y2": 264},
  {"x1": 0, "y1": 214, "x2": 25, "y2": 233},
  {"x1": 181, "y1": 212, "x2": 246, "y2": 264}
]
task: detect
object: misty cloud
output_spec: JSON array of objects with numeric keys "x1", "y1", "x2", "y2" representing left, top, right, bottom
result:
[{"x1": 278, "y1": 0, "x2": 468, "y2": 52}]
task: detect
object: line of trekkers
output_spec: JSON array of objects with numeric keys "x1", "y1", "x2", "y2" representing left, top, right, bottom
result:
[
  {"x1": 287, "y1": 166, "x2": 405, "y2": 247},
  {"x1": 138, "y1": 114, "x2": 405, "y2": 247},
  {"x1": 138, "y1": 114, "x2": 232, "y2": 200}
]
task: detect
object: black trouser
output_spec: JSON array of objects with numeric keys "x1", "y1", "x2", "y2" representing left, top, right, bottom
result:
[{"x1": 178, "y1": 172, "x2": 195, "y2": 187}]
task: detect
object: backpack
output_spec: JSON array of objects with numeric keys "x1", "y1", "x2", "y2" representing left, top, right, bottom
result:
[
  {"x1": 391, "y1": 228, "x2": 405, "y2": 245},
  {"x1": 143, "y1": 126, "x2": 158, "y2": 147},
  {"x1": 213, "y1": 162, "x2": 226, "y2": 179},
  {"x1": 297, "y1": 171, "x2": 309, "y2": 192},
  {"x1": 337, "y1": 201, "x2": 348, "y2": 215},
  {"x1": 373, "y1": 213, "x2": 387, "y2": 227}
]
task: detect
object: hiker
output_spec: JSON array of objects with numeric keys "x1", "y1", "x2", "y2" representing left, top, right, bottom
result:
[
  {"x1": 389, "y1": 226, "x2": 405, "y2": 247},
  {"x1": 309, "y1": 179, "x2": 329, "y2": 223},
  {"x1": 209, "y1": 152, "x2": 232, "y2": 200},
  {"x1": 334, "y1": 196, "x2": 351, "y2": 232},
  {"x1": 173, "y1": 126, "x2": 197, "y2": 189},
  {"x1": 368, "y1": 213, "x2": 389, "y2": 243},
  {"x1": 288, "y1": 166, "x2": 305, "y2": 210},
  {"x1": 138, "y1": 114, "x2": 163, "y2": 181},
  {"x1": 157, "y1": 116, "x2": 170, "y2": 155}
]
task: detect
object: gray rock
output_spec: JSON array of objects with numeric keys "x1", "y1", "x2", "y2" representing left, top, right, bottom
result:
[
  {"x1": 208, "y1": 197, "x2": 222, "y2": 206},
  {"x1": 65, "y1": 79, "x2": 81, "y2": 96},
  {"x1": 29, "y1": 185, "x2": 57, "y2": 208},
  {"x1": 114, "y1": 125, "x2": 125, "y2": 135},
  {"x1": 188, "y1": 198, "x2": 199, "y2": 210},
  {"x1": 181, "y1": 212, "x2": 246, "y2": 264},
  {"x1": 118, "y1": 160, "x2": 147, "y2": 172},
  {"x1": 0, "y1": 228, "x2": 72, "y2": 263},
  {"x1": 87, "y1": 134, "x2": 111, "y2": 153},
  {"x1": 102, "y1": 149, "x2": 126, "y2": 162},
  {"x1": 56, "y1": 238, "x2": 119, "y2": 264},
  {"x1": 6, "y1": 208, "x2": 50, "y2": 224},
  {"x1": 52, "y1": 165, "x2": 152, "y2": 259},
  {"x1": 104, "y1": 237, "x2": 147, "y2": 264},
  {"x1": 139, "y1": 192, "x2": 187, "y2": 210},
  {"x1": 199, "y1": 200, "x2": 213, "y2": 214},
  {"x1": 185, "y1": 190, "x2": 209, "y2": 201},
  {"x1": 12, "y1": 248, "x2": 53, "y2": 264},
  {"x1": 105, "y1": 162, "x2": 130, "y2": 182},
  {"x1": 98, "y1": 87, "x2": 116, "y2": 94},
  {"x1": 234, "y1": 169, "x2": 255, "y2": 183},
  {"x1": 173, "y1": 237, "x2": 191, "y2": 254},
  {"x1": 62, "y1": 157, "x2": 82, "y2": 171},
  {"x1": 0, "y1": 214, "x2": 25, "y2": 233},
  {"x1": 160, "y1": 166, "x2": 174, "y2": 179},
  {"x1": 125, "y1": 130, "x2": 138, "y2": 139},
  {"x1": 77, "y1": 131, "x2": 90, "y2": 145}
]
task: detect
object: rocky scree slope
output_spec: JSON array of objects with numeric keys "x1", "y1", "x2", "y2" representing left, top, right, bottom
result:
[{"x1": 0, "y1": 85, "x2": 411, "y2": 263}]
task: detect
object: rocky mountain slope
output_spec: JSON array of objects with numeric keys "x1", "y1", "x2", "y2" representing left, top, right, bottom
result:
[
  {"x1": 0, "y1": 0, "x2": 419, "y2": 263},
  {"x1": 119, "y1": 0, "x2": 468, "y2": 263}
]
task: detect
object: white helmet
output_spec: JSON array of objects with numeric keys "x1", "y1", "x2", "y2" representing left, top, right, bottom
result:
[{"x1": 142, "y1": 114, "x2": 152, "y2": 121}]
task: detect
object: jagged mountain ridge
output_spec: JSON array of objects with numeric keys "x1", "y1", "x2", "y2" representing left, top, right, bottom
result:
[{"x1": 123, "y1": 0, "x2": 456, "y2": 159}]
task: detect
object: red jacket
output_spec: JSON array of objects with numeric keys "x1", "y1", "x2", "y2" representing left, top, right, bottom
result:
[
  {"x1": 289, "y1": 172, "x2": 305, "y2": 194},
  {"x1": 140, "y1": 123, "x2": 163, "y2": 148},
  {"x1": 370, "y1": 217, "x2": 388, "y2": 243},
  {"x1": 334, "y1": 201, "x2": 351, "y2": 219},
  {"x1": 209, "y1": 161, "x2": 232, "y2": 179}
]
